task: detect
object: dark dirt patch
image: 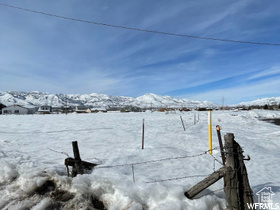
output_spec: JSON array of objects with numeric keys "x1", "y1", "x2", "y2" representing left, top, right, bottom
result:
[
  {"x1": 46, "y1": 202, "x2": 62, "y2": 210},
  {"x1": 34, "y1": 180, "x2": 56, "y2": 195},
  {"x1": 31, "y1": 179, "x2": 106, "y2": 210},
  {"x1": 50, "y1": 190, "x2": 75, "y2": 202},
  {"x1": 90, "y1": 195, "x2": 106, "y2": 210},
  {"x1": 262, "y1": 118, "x2": 280, "y2": 126}
]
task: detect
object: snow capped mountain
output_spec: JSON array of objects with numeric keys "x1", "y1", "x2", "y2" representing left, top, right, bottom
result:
[
  {"x1": 236, "y1": 97, "x2": 280, "y2": 107},
  {"x1": 1, "y1": 91, "x2": 279, "y2": 109},
  {"x1": 0, "y1": 91, "x2": 217, "y2": 108},
  {"x1": 134, "y1": 93, "x2": 215, "y2": 108}
]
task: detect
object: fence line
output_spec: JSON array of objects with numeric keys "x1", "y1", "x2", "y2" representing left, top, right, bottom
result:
[
  {"x1": 62, "y1": 143, "x2": 224, "y2": 184},
  {"x1": 211, "y1": 154, "x2": 224, "y2": 165},
  {"x1": 85, "y1": 147, "x2": 222, "y2": 184},
  {"x1": 145, "y1": 174, "x2": 210, "y2": 183},
  {"x1": 145, "y1": 153, "x2": 225, "y2": 184},
  {"x1": 47, "y1": 147, "x2": 70, "y2": 157},
  {"x1": 94, "y1": 147, "x2": 220, "y2": 169}
]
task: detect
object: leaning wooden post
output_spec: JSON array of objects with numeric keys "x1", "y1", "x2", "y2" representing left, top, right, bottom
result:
[
  {"x1": 185, "y1": 166, "x2": 225, "y2": 199},
  {"x1": 72, "y1": 141, "x2": 84, "y2": 176},
  {"x1": 180, "y1": 116, "x2": 186, "y2": 131},
  {"x1": 216, "y1": 125, "x2": 226, "y2": 165}
]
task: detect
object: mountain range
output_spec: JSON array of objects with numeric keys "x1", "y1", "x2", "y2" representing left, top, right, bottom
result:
[
  {"x1": 0, "y1": 91, "x2": 279, "y2": 109},
  {"x1": 0, "y1": 91, "x2": 217, "y2": 108},
  {"x1": 236, "y1": 97, "x2": 280, "y2": 107}
]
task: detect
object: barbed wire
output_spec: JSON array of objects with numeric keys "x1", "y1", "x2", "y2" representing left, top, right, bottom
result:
[
  {"x1": 210, "y1": 154, "x2": 224, "y2": 166},
  {"x1": 222, "y1": 145, "x2": 244, "y2": 156},
  {"x1": 63, "y1": 146, "x2": 225, "y2": 185},
  {"x1": 95, "y1": 147, "x2": 220, "y2": 169},
  {"x1": 145, "y1": 174, "x2": 210, "y2": 183},
  {"x1": 47, "y1": 147, "x2": 69, "y2": 157},
  {"x1": 89, "y1": 147, "x2": 224, "y2": 184}
]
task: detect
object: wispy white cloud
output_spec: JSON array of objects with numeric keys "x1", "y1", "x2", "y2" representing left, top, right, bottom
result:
[
  {"x1": 189, "y1": 1, "x2": 250, "y2": 33},
  {"x1": 248, "y1": 66, "x2": 280, "y2": 80},
  {"x1": 177, "y1": 76, "x2": 280, "y2": 104}
]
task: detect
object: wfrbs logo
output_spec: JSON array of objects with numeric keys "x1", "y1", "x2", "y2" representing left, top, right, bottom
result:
[{"x1": 247, "y1": 187, "x2": 279, "y2": 209}]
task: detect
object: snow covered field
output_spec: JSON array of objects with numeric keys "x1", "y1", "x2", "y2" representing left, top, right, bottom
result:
[{"x1": 0, "y1": 110, "x2": 280, "y2": 210}]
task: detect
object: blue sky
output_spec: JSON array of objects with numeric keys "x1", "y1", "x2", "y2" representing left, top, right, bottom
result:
[{"x1": 0, "y1": 0, "x2": 279, "y2": 104}]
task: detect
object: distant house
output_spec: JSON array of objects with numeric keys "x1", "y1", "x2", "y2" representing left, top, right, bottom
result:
[
  {"x1": 61, "y1": 106, "x2": 73, "y2": 114},
  {"x1": 2, "y1": 105, "x2": 33, "y2": 115},
  {"x1": 91, "y1": 107, "x2": 107, "y2": 113},
  {"x1": 38, "y1": 106, "x2": 52, "y2": 114},
  {"x1": 52, "y1": 107, "x2": 62, "y2": 113},
  {"x1": 75, "y1": 106, "x2": 90, "y2": 113}
]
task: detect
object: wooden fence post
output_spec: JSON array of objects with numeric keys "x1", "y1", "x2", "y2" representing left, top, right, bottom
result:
[
  {"x1": 236, "y1": 139, "x2": 254, "y2": 209},
  {"x1": 65, "y1": 141, "x2": 98, "y2": 177},
  {"x1": 132, "y1": 164, "x2": 135, "y2": 183},
  {"x1": 224, "y1": 133, "x2": 254, "y2": 210},
  {"x1": 224, "y1": 133, "x2": 239, "y2": 209},
  {"x1": 216, "y1": 125, "x2": 226, "y2": 165},
  {"x1": 184, "y1": 166, "x2": 225, "y2": 199},
  {"x1": 180, "y1": 116, "x2": 186, "y2": 131},
  {"x1": 72, "y1": 141, "x2": 84, "y2": 176},
  {"x1": 184, "y1": 132, "x2": 254, "y2": 209}
]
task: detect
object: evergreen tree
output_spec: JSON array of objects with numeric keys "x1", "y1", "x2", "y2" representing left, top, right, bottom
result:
[{"x1": 0, "y1": 103, "x2": 6, "y2": 109}]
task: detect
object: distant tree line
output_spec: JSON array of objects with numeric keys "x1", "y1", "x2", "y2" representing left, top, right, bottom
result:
[
  {"x1": 0, "y1": 102, "x2": 279, "y2": 114},
  {"x1": 0, "y1": 103, "x2": 6, "y2": 113}
]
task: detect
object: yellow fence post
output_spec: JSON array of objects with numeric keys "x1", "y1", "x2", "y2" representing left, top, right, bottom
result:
[{"x1": 208, "y1": 110, "x2": 212, "y2": 154}]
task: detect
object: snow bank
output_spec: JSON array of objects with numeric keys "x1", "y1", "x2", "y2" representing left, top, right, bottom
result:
[{"x1": 0, "y1": 160, "x2": 19, "y2": 184}]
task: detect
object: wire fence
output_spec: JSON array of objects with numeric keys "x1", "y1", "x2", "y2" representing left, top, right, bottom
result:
[
  {"x1": 51, "y1": 146, "x2": 225, "y2": 184},
  {"x1": 145, "y1": 174, "x2": 210, "y2": 184},
  {"x1": 94, "y1": 147, "x2": 219, "y2": 169}
]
